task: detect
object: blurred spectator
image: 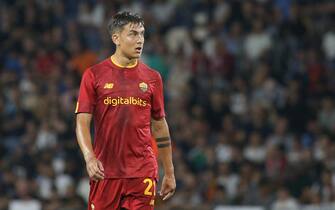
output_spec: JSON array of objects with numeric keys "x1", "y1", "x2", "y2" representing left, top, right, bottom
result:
[
  {"x1": 323, "y1": 28, "x2": 335, "y2": 61},
  {"x1": 271, "y1": 188, "x2": 299, "y2": 210},
  {"x1": 318, "y1": 97, "x2": 335, "y2": 132},
  {"x1": 244, "y1": 19, "x2": 272, "y2": 61},
  {"x1": 8, "y1": 179, "x2": 42, "y2": 210},
  {"x1": 244, "y1": 131, "x2": 266, "y2": 164}
]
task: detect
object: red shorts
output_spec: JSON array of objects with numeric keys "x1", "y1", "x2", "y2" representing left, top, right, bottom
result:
[{"x1": 88, "y1": 177, "x2": 157, "y2": 210}]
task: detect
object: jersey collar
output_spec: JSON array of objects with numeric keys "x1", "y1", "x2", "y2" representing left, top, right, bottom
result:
[{"x1": 110, "y1": 56, "x2": 138, "y2": 69}]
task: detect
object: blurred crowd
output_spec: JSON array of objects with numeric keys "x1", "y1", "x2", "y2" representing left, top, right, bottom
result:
[{"x1": 0, "y1": 0, "x2": 335, "y2": 210}]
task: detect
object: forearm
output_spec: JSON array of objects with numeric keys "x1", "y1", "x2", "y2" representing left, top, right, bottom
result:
[
  {"x1": 76, "y1": 113, "x2": 95, "y2": 162},
  {"x1": 152, "y1": 118, "x2": 174, "y2": 175},
  {"x1": 157, "y1": 144, "x2": 174, "y2": 175}
]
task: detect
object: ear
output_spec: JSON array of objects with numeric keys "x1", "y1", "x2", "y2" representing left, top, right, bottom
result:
[{"x1": 112, "y1": 33, "x2": 120, "y2": 46}]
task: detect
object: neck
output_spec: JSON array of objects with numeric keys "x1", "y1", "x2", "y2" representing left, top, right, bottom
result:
[{"x1": 111, "y1": 51, "x2": 138, "y2": 68}]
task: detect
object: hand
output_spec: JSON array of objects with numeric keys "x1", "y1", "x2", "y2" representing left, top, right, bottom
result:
[
  {"x1": 159, "y1": 174, "x2": 176, "y2": 200},
  {"x1": 85, "y1": 156, "x2": 104, "y2": 181}
]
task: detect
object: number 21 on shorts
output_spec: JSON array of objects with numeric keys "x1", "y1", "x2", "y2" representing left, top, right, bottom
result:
[{"x1": 143, "y1": 178, "x2": 156, "y2": 196}]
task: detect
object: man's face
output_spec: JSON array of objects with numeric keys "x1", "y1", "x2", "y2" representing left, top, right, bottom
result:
[{"x1": 113, "y1": 23, "x2": 145, "y2": 59}]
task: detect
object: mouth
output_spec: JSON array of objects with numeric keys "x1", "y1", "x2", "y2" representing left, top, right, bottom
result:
[{"x1": 135, "y1": 47, "x2": 142, "y2": 53}]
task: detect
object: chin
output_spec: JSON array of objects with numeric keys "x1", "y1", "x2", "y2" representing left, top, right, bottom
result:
[{"x1": 132, "y1": 54, "x2": 141, "y2": 59}]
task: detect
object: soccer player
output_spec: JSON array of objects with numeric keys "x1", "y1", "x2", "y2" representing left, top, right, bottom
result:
[{"x1": 75, "y1": 11, "x2": 176, "y2": 210}]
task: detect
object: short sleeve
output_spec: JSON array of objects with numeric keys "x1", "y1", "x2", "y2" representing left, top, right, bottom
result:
[
  {"x1": 151, "y1": 73, "x2": 166, "y2": 120},
  {"x1": 75, "y1": 68, "x2": 96, "y2": 114}
]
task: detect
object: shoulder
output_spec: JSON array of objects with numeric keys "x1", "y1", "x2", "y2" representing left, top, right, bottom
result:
[
  {"x1": 89, "y1": 58, "x2": 111, "y2": 73},
  {"x1": 82, "y1": 58, "x2": 111, "y2": 79},
  {"x1": 139, "y1": 61, "x2": 162, "y2": 80}
]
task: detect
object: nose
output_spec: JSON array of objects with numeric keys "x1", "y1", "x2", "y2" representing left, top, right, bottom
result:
[{"x1": 137, "y1": 34, "x2": 144, "y2": 44}]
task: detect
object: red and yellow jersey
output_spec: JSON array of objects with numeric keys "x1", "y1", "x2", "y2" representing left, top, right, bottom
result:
[
  {"x1": 75, "y1": 57, "x2": 165, "y2": 178},
  {"x1": 151, "y1": 136, "x2": 158, "y2": 157}
]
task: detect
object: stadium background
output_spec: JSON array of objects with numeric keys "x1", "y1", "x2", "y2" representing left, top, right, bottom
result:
[{"x1": 0, "y1": 0, "x2": 335, "y2": 210}]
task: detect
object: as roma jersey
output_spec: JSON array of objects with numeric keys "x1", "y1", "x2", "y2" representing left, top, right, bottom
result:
[{"x1": 75, "y1": 57, "x2": 165, "y2": 178}]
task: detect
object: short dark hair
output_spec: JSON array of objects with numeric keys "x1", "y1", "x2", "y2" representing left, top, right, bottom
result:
[{"x1": 107, "y1": 11, "x2": 144, "y2": 36}]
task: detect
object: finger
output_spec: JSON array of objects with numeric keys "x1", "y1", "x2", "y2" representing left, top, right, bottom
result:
[
  {"x1": 93, "y1": 168, "x2": 104, "y2": 179},
  {"x1": 162, "y1": 191, "x2": 174, "y2": 201},
  {"x1": 94, "y1": 173, "x2": 104, "y2": 180},
  {"x1": 159, "y1": 186, "x2": 165, "y2": 196},
  {"x1": 92, "y1": 169, "x2": 104, "y2": 180},
  {"x1": 161, "y1": 185, "x2": 173, "y2": 196},
  {"x1": 89, "y1": 169, "x2": 98, "y2": 181},
  {"x1": 94, "y1": 169, "x2": 105, "y2": 177},
  {"x1": 97, "y1": 161, "x2": 104, "y2": 172},
  {"x1": 95, "y1": 169, "x2": 105, "y2": 178},
  {"x1": 87, "y1": 167, "x2": 94, "y2": 178},
  {"x1": 92, "y1": 164, "x2": 105, "y2": 178}
]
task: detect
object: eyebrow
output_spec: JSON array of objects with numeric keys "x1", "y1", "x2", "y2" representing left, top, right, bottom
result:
[{"x1": 129, "y1": 29, "x2": 145, "y2": 34}]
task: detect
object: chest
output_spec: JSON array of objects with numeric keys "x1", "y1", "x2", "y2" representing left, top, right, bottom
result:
[{"x1": 95, "y1": 70, "x2": 153, "y2": 100}]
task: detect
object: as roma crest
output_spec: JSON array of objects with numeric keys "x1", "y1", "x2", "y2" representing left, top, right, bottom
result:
[{"x1": 139, "y1": 82, "x2": 148, "y2": 92}]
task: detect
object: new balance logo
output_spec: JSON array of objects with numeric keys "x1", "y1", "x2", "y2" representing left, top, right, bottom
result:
[{"x1": 104, "y1": 83, "x2": 114, "y2": 89}]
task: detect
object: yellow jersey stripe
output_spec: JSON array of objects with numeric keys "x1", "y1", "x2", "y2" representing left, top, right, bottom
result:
[
  {"x1": 75, "y1": 102, "x2": 79, "y2": 113},
  {"x1": 111, "y1": 56, "x2": 138, "y2": 68}
]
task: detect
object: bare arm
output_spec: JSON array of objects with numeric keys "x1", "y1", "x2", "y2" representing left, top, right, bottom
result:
[
  {"x1": 76, "y1": 113, "x2": 94, "y2": 160},
  {"x1": 76, "y1": 113, "x2": 104, "y2": 181},
  {"x1": 151, "y1": 117, "x2": 176, "y2": 200}
]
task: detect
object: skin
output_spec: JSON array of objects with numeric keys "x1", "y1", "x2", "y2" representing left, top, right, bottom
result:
[
  {"x1": 111, "y1": 22, "x2": 145, "y2": 66},
  {"x1": 76, "y1": 22, "x2": 176, "y2": 201},
  {"x1": 151, "y1": 117, "x2": 176, "y2": 200}
]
